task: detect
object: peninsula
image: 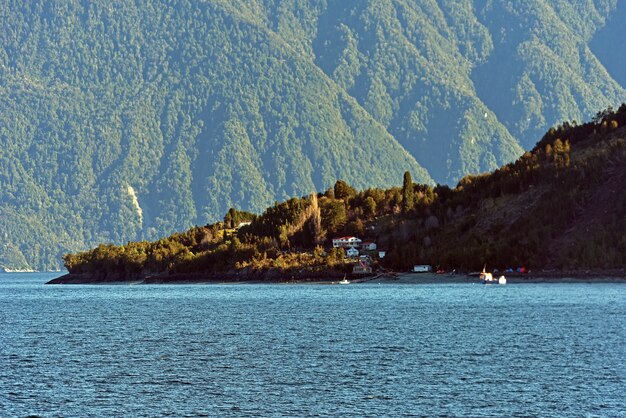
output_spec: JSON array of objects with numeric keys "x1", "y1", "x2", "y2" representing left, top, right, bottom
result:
[{"x1": 49, "y1": 106, "x2": 626, "y2": 284}]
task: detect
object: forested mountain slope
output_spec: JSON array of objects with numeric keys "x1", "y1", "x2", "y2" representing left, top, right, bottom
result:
[
  {"x1": 56, "y1": 105, "x2": 626, "y2": 283},
  {"x1": 1, "y1": 1, "x2": 625, "y2": 270}
]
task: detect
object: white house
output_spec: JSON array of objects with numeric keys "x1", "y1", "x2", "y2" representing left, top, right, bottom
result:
[
  {"x1": 332, "y1": 236, "x2": 362, "y2": 248},
  {"x1": 413, "y1": 265, "x2": 432, "y2": 273},
  {"x1": 346, "y1": 247, "x2": 359, "y2": 257},
  {"x1": 360, "y1": 242, "x2": 377, "y2": 251},
  {"x1": 378, "y1": 251, "x2": 386, "y2": 259}
]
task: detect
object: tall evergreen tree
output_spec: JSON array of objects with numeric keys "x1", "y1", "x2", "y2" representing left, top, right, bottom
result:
[{"x1": 402, "y1": 171, "x2": 415, "y2": 213}]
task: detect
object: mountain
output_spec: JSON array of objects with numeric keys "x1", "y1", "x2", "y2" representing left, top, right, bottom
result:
[
  {"x1": 54, "y1": 105, "x2": 626, "y2": 283},
  {"x1": 1, "y1": 1, "x2": 625, "y2": 270}
]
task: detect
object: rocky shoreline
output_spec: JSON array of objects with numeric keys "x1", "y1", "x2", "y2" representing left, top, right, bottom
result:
[
  {"x1": 45, "y1": 268, "x2": 626, "y2": 285},
  {"x1": 46, "y1": 268, "x2": 350, "y2": 285}
]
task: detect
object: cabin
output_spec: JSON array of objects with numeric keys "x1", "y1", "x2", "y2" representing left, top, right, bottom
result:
[
  {"x1": 332, "y1": 236, "x2": 362, "y2": 248},
  {"x1": 413, "y1": 264, "x2": 432, "y2": 273},
  {"x1": 346, "y1": 247, "x2": 359, "y2": 257},
  {"x1": 378, "y1": 251, "x2": 386, "y2": 259},
  {"x1": 360, "y1": 242, "x2": 377, "y2": 251}
]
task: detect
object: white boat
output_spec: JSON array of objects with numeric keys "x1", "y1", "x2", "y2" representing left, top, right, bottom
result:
[
  {"x1": 480, "y1": 266, "x2": 506, "y2": 285},
  {"x1": 339, "y1": 275, "x2": 350, "y2": 285}
]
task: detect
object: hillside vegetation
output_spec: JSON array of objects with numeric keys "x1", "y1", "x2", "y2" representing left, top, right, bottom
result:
[
  {"x1": 60, "y1": 105, "x2": 626, "y2": 281},
  {"x1": 2, "y1": 1, "x2": 626, "y2": 270}
]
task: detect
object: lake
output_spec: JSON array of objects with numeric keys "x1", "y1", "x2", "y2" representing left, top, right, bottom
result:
[{"x1": 1, "y1": 273, "x2": 624, "y2": 417}]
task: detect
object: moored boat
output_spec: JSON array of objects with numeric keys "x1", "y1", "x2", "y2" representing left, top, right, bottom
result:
[{"x1": 480, "y1": 267, "x2": 506, "y2": 285}]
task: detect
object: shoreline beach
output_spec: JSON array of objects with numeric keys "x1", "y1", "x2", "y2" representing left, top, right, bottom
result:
[{"x1": 46, "y1": 270, "x2": 626, "y2": 285}]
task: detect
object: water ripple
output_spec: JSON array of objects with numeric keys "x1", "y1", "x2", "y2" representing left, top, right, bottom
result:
[{"x1": 1, "y1": 274, "x2": 624, "y2": 416}]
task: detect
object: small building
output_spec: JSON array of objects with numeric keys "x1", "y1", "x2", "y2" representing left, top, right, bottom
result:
[
  {"x1": 346, "y1": 247, "x2": 359, "y2": 257},
  {"x1": 360, "y1": 242, "x2": 377, "y2": 251},
  {"x1": 378, "y1": 251, "x2": 386, "y2": 259},
  {"x1": 332, "y1": 236, "x2": 362, "y2": 248},
  {"x1": 413, "y1": 264, "x2": 432, "y2": 273},
  {"x1": 236, "y1": 221, "x2": 252, "y2": 229}
]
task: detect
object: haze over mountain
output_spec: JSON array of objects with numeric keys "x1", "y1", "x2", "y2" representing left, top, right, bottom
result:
[{"x1": 1, "y1": 0, "x2": 625, "y2": 270}]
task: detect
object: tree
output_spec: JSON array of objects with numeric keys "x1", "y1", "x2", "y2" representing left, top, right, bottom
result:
[
  {"x1": 321, "y1": 199, "x2": 348, "y2": 233},
  {"x1": 224, "y1": 208, "x2": 235, "y2": 229},
  {"x1": 363, "y1": 196, "x2": 377, "y2": 218},
  {"x1": 334, "y1": 180, "x2": 356, "y2": 201},
  {"x1": 307, "y1": 193, "x2": 324, "y2": 245},
  {"x1": 402, "y1": 171, "x2": 415, "y2": 213},
  {"x1": 325, "y1": 247, "x2": 345, "y2": 267},
  {"x1": 544, "y1": 143, "x2": 553, "y2": 161}
]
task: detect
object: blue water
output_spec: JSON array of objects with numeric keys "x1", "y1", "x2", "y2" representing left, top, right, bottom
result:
[{"x1": 1, "y1": 273, "x2": 624, "y2": 417}]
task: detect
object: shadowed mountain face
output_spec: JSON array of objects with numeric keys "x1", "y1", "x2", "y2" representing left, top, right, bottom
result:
[{"x1": 0, "y1": 0, "x2": 624, "y2": 270}]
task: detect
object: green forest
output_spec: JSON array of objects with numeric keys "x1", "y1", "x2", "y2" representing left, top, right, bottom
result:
[
  {"x1": 1, "y1": 1, "x2": 626, "y2": 270},
  {"x1": 61, "y1": 105, "x2": 626, "y2": 281}
]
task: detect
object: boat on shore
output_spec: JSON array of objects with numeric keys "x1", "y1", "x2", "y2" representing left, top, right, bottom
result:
[
  {"x1": 480, "y1": 267, "x2": 506, "y2": 285},
  {"x1": 338, "y1": 275, "x2": 350, "y2": 285}
]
